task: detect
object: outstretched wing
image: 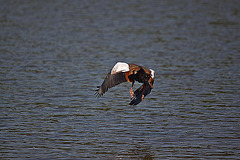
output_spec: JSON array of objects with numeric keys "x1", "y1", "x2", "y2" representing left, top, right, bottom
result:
[
  {"x1": 95, "y1": 71, "x2": 127, "y2": 97},
  {"x1": 129, "y1": 79, "x2": 154, "y2": 105}
]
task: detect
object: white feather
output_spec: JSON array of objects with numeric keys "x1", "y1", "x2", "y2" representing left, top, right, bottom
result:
[
  {"x1": 150, "y1": 69, "x2": 155, "y2": 78},
  {"x1": 111, "y1": 62, "x2": 129, "y2": 74}
]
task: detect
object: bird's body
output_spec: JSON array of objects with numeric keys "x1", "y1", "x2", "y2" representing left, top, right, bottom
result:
[{"x1": 96, "y1": 62, "x2": 155, "y2": 105}]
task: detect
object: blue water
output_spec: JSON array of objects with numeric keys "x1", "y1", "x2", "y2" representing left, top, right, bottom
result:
[{"x1": 1, "y1": 0, "x2": 240, "y2": 159}]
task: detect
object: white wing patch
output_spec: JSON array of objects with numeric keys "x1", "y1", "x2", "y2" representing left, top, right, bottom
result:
[{"x1": 111, "y1": 62, "x2": 129, "y2": 74}]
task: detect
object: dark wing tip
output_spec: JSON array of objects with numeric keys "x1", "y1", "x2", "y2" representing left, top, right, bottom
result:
[
  {"x1": 129, "y1": 94, "x2": 143, "y2": 105},
  {"x1": 129, "y1": 100, "x2": 135, "y2": 105},
  {"x1": 95, "y1": 86, "x2": 103, "y2": 97},
  {"x1": 94, "y1": 91, "x2": 100, "y2": 97},
  {"x1": 95, "y1": 92, "x2": 103, "y2": 98},
  {"x1": 129, "y1": 96, "x2": 142, "y2": 105}
]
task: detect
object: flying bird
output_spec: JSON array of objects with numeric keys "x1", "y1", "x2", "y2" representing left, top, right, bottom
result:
[{"x1": 95, "y1": 62, "x2": 155, "y2": 105}]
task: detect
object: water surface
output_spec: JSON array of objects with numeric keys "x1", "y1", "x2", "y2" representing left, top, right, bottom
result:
[{"x1": 1, "y1": 0, "x2": 240, "y2": 159}]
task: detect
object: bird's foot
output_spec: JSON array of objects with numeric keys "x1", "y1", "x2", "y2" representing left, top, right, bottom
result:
[
  {"x1": 130, "y1": 88, "x2": 134, "y2": 98},
  {"x1": 141, "y1": 95, "x2": 144, "y2": 101}
]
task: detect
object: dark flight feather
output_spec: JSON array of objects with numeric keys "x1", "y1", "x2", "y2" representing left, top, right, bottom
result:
[{"x1": 95, "y1": 71, "x2": 127, "y2": 97}]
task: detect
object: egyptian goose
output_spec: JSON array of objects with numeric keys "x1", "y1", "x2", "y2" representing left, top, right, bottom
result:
[{"x1": 95, "y1": 62, "x2": 155, "y2": 105}]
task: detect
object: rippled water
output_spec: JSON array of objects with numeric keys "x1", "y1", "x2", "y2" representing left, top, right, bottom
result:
[{"x1": 1, "y1": 0, "x2": 240, "y2": 159}]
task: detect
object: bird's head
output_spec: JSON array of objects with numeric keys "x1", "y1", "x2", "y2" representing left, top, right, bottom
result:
[{"x1": 150, "y1": 69, "x2": 155, "y2": 79}]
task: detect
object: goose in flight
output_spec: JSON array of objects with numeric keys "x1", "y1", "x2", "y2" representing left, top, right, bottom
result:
[{"x1": 95, "y1": 62, "x2": 155, "y2": 105}]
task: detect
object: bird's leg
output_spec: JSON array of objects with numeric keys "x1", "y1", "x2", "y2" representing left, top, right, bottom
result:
[
  {"x1": 141, "y1": 84, "x2": 146, "y2": 101},
  {"x1": 130, "y1": 81, "x2": 135, "y2": 98},
  {"x1": 148, "y1": 78, "x2": 154, "y2": 89}
]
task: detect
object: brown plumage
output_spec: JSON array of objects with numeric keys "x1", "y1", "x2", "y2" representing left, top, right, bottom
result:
[{"x1": 95, "y1": 62, "x2": 155, "y2": 105}]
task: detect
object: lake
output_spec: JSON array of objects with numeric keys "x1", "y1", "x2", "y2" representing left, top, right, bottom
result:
[{"x1": 0, "y1": 0, "x2": 240, "y2": 159}]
